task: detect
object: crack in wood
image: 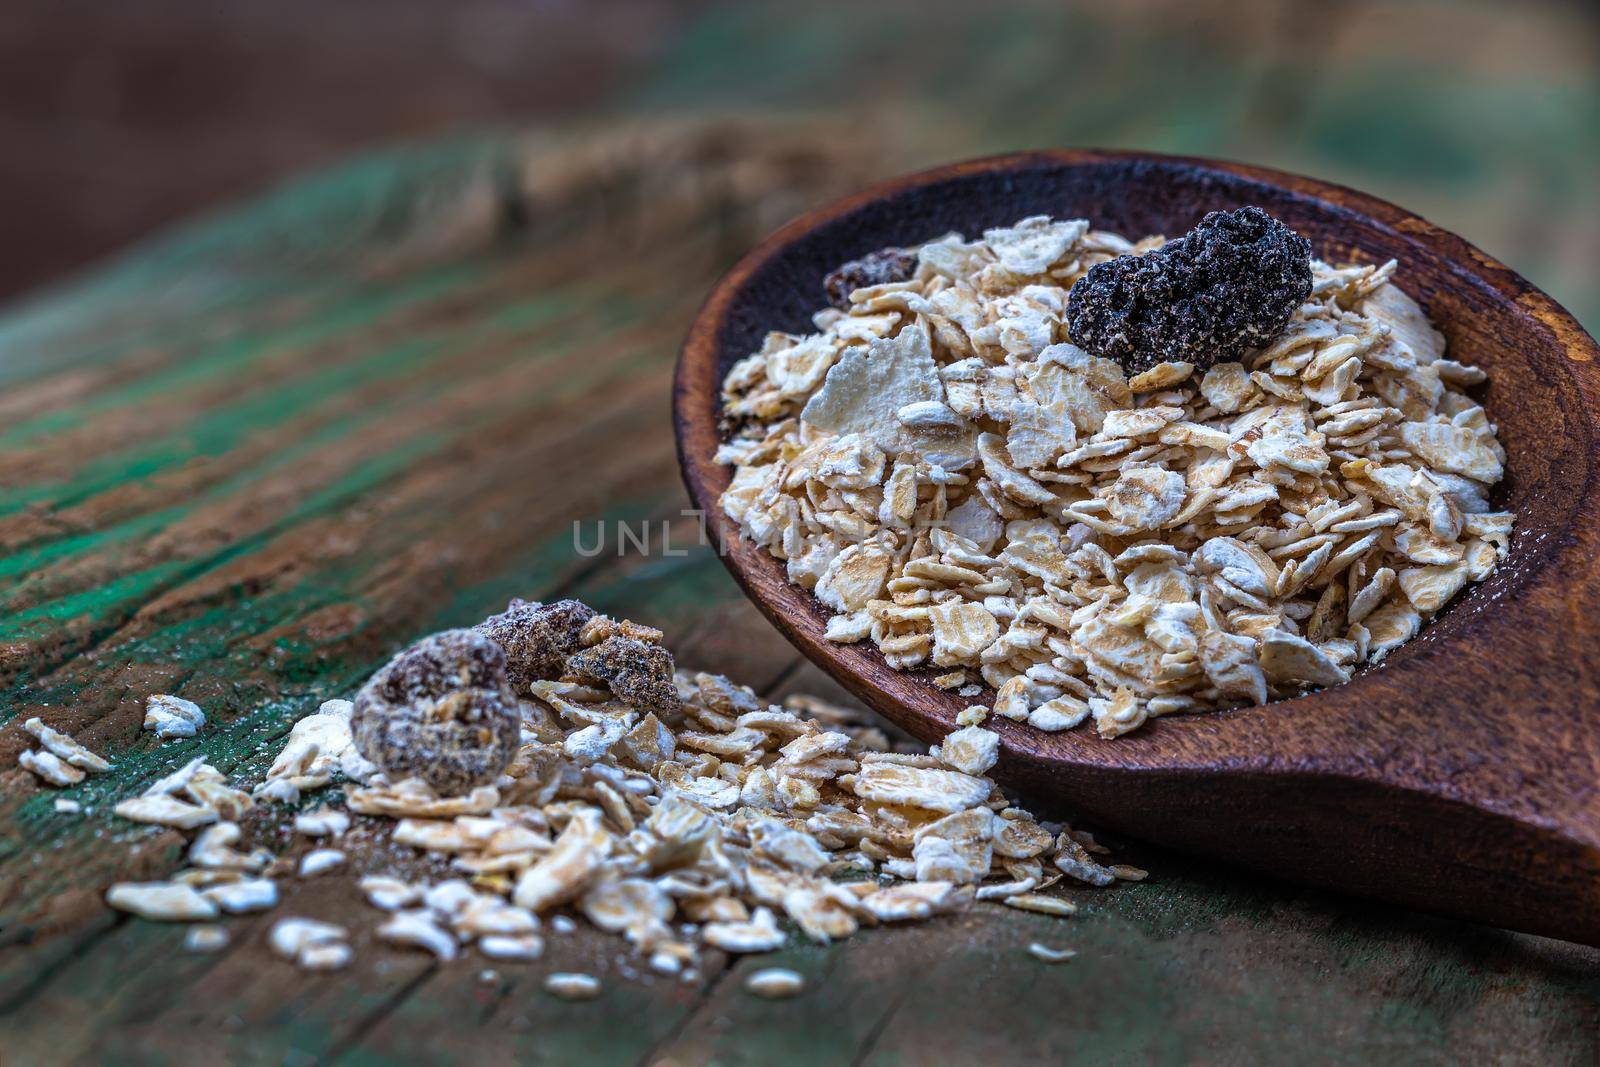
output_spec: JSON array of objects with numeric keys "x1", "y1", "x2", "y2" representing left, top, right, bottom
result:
[
  {"x1": 0, "y1": 913, "x2": 121, "y2": 1015},
  {"x1": 848, "y1": 982, "x2": 912, "y2": 1067},
  {"x1": 324, "y1": 964, "x2": 442, "y2": 1065},
  {"x1": 628, "y1": 961, "x2": 743, "y2": 1067}
]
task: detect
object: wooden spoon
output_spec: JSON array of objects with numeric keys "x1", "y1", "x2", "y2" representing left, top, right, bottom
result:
[{"x1": 675, "y1": 150, "x2": 1600, "y2": 946}]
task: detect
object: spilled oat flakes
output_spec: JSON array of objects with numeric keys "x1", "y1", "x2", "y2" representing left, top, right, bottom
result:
[{"x1": 97, "y1": 600, "x2": 1125, "y2": 981}]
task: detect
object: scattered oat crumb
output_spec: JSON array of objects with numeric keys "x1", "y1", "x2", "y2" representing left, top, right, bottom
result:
[
  {"x1": 744, "y1": 968, "x2": 805, "y2": 999},
  {"x1": 204, "y1": 879, "x2": 278, "y2": 914},
  {"x1": 256, "y1": 699, "x2": 366, "y2": 802},
  {"x1": 107, "y1": 882, "x2": 219, "y2": 922},
  {"x1": 189, "y1": 821, "x2": 268, "y2": 871},
  {"x1": 299, "y1": 849, "x2": 347, "y2": 877},
  {"x1": 1027, "y1": 942, "x2": 1077, "y2": 963},
  {"x1": 144, "y1": 695, "x2": 206, "y2": 739},
  {"x1": 360, "y1": 875, "x2": 422, "y2": 911},
  {"x1": 702, "y1": 907, "x2": 786, "y2": 953},
  {"x1": 53, "y1": 798, "x2": 81, "y2": 814},
  {"x1": 300, "y1": 941, "x2": 355, "y2": 972},
  {"x1": 23, "y1": 718, "x2": 112, "y2": 773},
  {"x1": 936, "y1": 725, "x2": 1000, "y2": 775},
  {"x1": 19, "y1": 749, "x2": 84, "y2": 787},
  {"x1": 184, "y1": 925, "x2": 231, "y2": 953},
  {"x1": 1109, "y1": 864, "x2": 1149, "y2": 882},
  {"x1": 114, "y1": 794, "x2": 218, "y2": 830},
  {"x1": 377, "y1": 910, "x2": 458, "y2": 961},
  {"x1": 479, "y1": 934, "x2": 544, "y2": 961},
  {"x1": 269, "y1": 917, "x2": 350, "y2": 970},
  {"x1": 955, "y1": 705, "x2": 989, "y2": 727},
  {"x1": 294, "y1": 808, "x2": 350, "y2": 838},
  {"x1": 1003, "y1": 893, "x2": 1079, "y2": 917},
  {"x1": 544, "y1": 972, "x2": 601, "y2": 1001}
]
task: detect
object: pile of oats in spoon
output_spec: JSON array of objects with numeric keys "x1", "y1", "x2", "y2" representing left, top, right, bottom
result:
[{"x1": 717, "y1": 209, "x2": 1512, "y2": 737}]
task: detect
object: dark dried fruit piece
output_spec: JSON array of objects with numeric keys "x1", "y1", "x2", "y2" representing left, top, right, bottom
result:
[
  {"x1": 823, "y1": 247, "x2": 917, "y2": 310},
  {"x1": 476, "y1": 598, "x2": 596, "y2": 692},
  {"x1": 1065, "y1": 206, "x2": 1313, "y2": 374},
  {"x1": 352, "y1": 629, "x2": 522, "y2": 796},
  {"x1": 567, "y1": 636, "x2": 681, "y2": 715}
]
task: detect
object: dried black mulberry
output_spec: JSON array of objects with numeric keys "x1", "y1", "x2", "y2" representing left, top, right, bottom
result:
[
  {"x1": 567, "y1": 636, "x2": 681, "y2": 715},
  {"x1": 475, "y1": 598, "x2": 596, "y2": 692},
  {"x1": 823, "y1": 247, "x2": 917, "y2": 310},
  {"x1": 1065, "y1": 206, "x2": 1312, "y2": 374},
  {"x1": 352, "y1": 629, "x2": 522, "y2": 795}
]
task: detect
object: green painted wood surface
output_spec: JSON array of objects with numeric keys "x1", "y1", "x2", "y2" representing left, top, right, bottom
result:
[{"x1": 1, "y1": 2, "x2": 1597, "y2": 1062}]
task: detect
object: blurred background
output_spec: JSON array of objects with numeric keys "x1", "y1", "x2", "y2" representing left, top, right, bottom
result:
[{"x1": 2, "y1": 0, "x2": 1596, "y2": 326}]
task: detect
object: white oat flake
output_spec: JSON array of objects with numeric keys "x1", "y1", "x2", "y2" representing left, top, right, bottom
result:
[
  {"x1": 23, "y1": 718, "x2": 112, "y2": 773},
  {"x1": 114, "y1": 794, "x2": 219, "y2": 830},
  {"x1": 544, "y1": 972, "x2": 602, "y2": 1001},
  {"x1": 1004, "y1": 893, "x2": 1079, "y2": 918},
  {"x1": 19, "y1": 749, "x2": 83, "y2": 788},
  {"x1": 204, "y1": 879, "x2": 280, "y2": 914},
  {"x1": 295, "y1": 807, "x2": 351, "y2": 838},
  {"x1": 184, "y1": 925, "x2": 231, "y2": 953},
  {"x1": 107, "y1": 882, "x2": 219, "y2": 922},
  {"x1": 1027, "y1": 942, "x2": 1077, "y2": 964},
  {"x1": 478, "y1": 934, "x2": 544, "y2": 961},
  {"x1": 377, "y1": 910, "x2": 458, "y2": 961},
  {"x1": 744, "y1": 967, "x2": 806, "y2": 999},
  {"x1": 143, "y1": 695, "x2": 206, "y2": 739},
  {"x1": 299, "y1": 849, "x2": 347, "y2": 877},
  {"x1": 270, "y1": 917, "x2": 352, "y2": 971}
]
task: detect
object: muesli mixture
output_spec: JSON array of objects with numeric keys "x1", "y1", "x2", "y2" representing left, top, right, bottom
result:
[
  {"x1": 717, "y1": 208, "x2": 1513, "y2": 737},
  {"x1": 18, "y1": 599, "x2": 1129, "y2": 988}
]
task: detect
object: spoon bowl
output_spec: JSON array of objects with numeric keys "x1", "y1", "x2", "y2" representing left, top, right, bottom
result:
[{"x1": 675, "y1": 150, "x2": 1600, "y2": 944}]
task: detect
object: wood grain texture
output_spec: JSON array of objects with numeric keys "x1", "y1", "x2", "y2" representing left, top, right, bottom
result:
[{"x1": 677, "y1": 149, "x2": 1600, "y2": 945}]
